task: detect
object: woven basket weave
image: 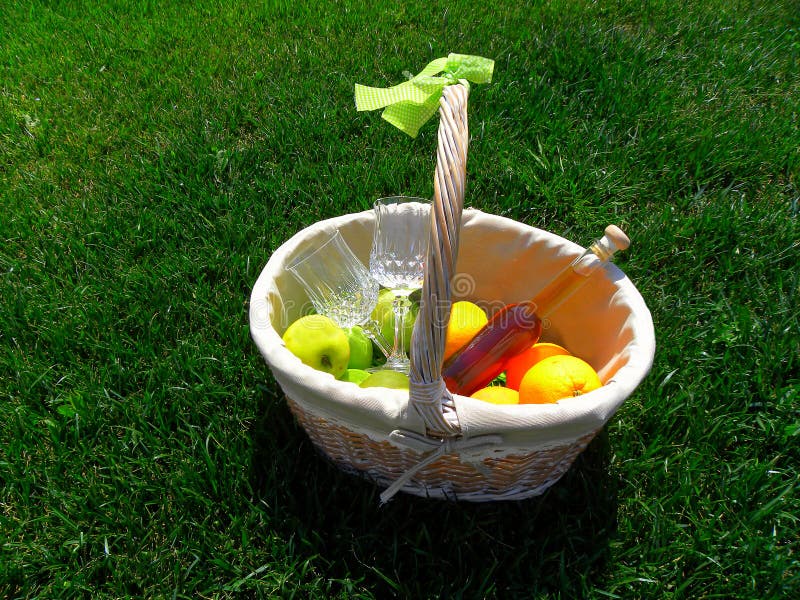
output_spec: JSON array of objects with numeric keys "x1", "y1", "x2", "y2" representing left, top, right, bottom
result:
[{"x1": 249, "y1": 84, "x2": 655, "y2": 502}]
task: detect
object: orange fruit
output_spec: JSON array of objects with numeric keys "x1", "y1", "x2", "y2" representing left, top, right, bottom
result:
[
  {"x1": 443, "y1": 301, "x2": 488, "y2": 361},
  {"x1": 505, "y1": 342, "x2": 571, "y2": 390},
  {"x1": 518, "y1": 355, "x2": 602, "y2": 404},
  {"x1": 470, "y1": 386, "x2": 520, "y2": 405}
]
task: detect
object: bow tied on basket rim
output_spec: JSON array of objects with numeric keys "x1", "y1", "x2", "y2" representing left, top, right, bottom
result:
[{"x1": 354, "y1": 53, "x2": 494, "y2": 138}]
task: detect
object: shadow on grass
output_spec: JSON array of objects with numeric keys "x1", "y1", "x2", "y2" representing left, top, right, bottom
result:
[{"x1": 249, "y1": 389, "x2": 619, "y2": 597}]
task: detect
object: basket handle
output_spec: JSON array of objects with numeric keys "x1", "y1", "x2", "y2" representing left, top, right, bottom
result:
[{"x1": 408, "y1": 83, "x2": 469, "y2": 436}]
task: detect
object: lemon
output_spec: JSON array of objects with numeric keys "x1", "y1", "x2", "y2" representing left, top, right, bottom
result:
[
  {"x1": 470, "y1": 386, "x2": 520, "y2": 405},
  {"x1": 443, "y1": 301, "x2": 488, "y2": 361},
  {"x1": 339, "y1": 368, "x2": 371, "y2": 385}
]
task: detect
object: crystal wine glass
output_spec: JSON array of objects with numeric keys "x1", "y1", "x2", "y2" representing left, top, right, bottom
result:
[
  {"x1": 369, "y1": 196, "x2": 431, "y2": 373},
  {"x1": 287, "y1": 229, "x2": 392, "y2": 360}
]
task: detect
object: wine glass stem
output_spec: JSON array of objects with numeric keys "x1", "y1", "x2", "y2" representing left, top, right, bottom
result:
[
  {"x1": 362, "y1": 319, "x2": 393, "y2": 359},
  {"x1": 384, "y1": 295, "x2": 411, "y2": 372}
]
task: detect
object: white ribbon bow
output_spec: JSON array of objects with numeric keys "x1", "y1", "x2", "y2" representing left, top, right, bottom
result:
[{"x1": 379, "y1": 429, "x2": 504, "y2": 504}]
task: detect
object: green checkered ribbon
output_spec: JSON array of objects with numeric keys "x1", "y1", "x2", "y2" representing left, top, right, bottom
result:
[{"x1": 355, "y1": 53, "x2": 494, "y2": 138}]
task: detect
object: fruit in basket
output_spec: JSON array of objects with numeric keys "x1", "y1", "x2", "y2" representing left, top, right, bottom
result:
[
  {"x1": 505, "y1": 342, "x2": 571, "y2": 391},
  {"x1": 470, "y1": 386, "x2": 519, "y2": 405},
  {"x1": 371, "y1": 288, "x2": 419, "y2": 353},
  {"x1": 518, "y1": 355, "x2": 602, "y2": 404},
  {"x1": 443, "y1": 301, "x2": 489, "y2": 361},
  {"x1": 339, "y1": 368, "x2": 371, "y2": 385},
  {"x1": 345, "y1": 326, "x2": 373, "y2": 370},
  {"x1": 359, "y1": 370, "x2": 410, "y2": 390},
  {"x1": 282, "y1": 314, "x2": 350, "y2": 379}
]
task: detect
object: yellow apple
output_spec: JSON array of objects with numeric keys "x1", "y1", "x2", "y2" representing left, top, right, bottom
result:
[{"x1": 282, "y1": 315, "x2": 350, "y2": 379}]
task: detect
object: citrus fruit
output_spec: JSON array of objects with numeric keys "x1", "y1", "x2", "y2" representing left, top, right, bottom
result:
[
  {"x1": 359, "y1": 369, "x2": 410, "y2": 390},
  {"x1": 518, "y1": 355, "x2": 602, "y2": 404},
  {"x1": 339, "y1": 368, "x2": 371, "y2": 385},
  {"x1": 470, "y1": 386, "x2": 519, "y2": 405},
  {"x1": 443, "y1": 301, "x2": 488, "y2": 361},
  {"x1": 505, "y1": 342, "x2": 571, "y2": 390}
]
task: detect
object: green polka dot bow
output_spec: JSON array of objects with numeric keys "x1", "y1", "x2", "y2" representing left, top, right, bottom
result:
[{"x1": 355, "y1": 53, "x2": 494, "y2": 138}]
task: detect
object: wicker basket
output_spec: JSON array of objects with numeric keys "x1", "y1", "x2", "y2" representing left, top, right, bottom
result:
[{"x1": 249, "y1": 84, "x2": 655, "y2": 502}]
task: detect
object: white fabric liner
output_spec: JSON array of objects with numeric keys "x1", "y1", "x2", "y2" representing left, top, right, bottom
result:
[{"x1": 250, "y1": 208, "x2": 655, "y2": 452}]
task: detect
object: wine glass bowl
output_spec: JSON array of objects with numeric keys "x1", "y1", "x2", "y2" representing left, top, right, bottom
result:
[
  {"x1": 369, "y1": 197, "x2": 430, "y2": 295},
  {"x1": 287, "y1": 230, "x2": 392, "y2": 359},
  {"x1": 287, "y1": 230, "x2": 378, "y2": 327}
]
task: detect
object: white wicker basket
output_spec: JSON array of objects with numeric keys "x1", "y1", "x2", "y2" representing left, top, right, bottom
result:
[{"x1": 249, "y1": 85, "x2": 655, "y2": 502}]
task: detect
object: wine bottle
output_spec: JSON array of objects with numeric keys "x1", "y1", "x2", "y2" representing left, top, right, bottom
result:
[{"x1": 442, "y1": 225, "x2": 631, "y2": 395}]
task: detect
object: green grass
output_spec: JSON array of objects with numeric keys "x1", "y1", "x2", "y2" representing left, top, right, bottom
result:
[{"x1": 1, "y1": 0, "x2": 798, "y2": 597}]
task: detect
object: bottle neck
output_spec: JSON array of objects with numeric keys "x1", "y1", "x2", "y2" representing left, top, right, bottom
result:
[
  {"x1": 590, "y1": 237, "x2": 616, "y2": 262},
  {"x1": 533, "y1": 240, "x2": 615, "y2": 317}
]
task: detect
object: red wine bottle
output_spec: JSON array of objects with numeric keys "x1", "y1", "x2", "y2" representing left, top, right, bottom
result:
[{"x1": 442, "y1": 226, "x2": 630, "y2": 396}]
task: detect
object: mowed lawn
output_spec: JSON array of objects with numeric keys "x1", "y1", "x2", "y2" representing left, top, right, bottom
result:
[{"x1": 1, "y1": 0, "x2": 798, "y2": 598}]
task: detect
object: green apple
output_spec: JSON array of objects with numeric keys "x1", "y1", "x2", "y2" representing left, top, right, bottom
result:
[
  {"x1": 370, "y1": 289, "x2": 419, "y2": 354},
  {"x1": 339, "y1": 368, "x2": 371, "y2": 385},
  {"x1": 282, "y1": 314, "x2": 350, "y2": 379},
  {"x1": 359, "y1": 369, "x2": 410, "y2": 390},
  {"x1": 344, "y1": 326, "x2": 373, "y2": 370}
]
